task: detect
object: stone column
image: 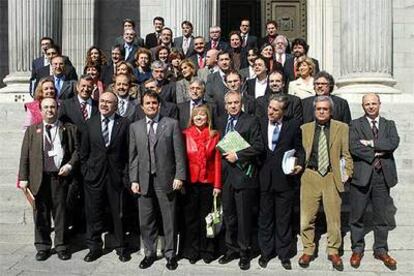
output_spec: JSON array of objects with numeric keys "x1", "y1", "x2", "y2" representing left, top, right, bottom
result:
[
  {"x1": 336, "y1": 0, "x2": 399, "y2": 94},
  {"x1": 163, "y1": 0, "x2": 213, "y2": 38},
  {"x1": 62, "y1": 0, "x2": 95, "y2": 76},
  {"x1": 0, "y1": 0, "x2": 61, "y2": 101}
]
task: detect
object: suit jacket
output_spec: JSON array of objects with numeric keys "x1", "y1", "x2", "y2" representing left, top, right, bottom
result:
[
  {"x1": 173, "y1": 36, "x2": 195, "y2": 57},
  {"x1": 205, "y1": 71, "x2": 228, "y2": 112},
  {"x1": 177, "y1": 100, "x2": 218, "y2": 130},
  {"x1": 241, "y1": 34, "x2": 258, "y2": 50},
  {"x1": 259, "y1": 35, "x2": 291, "y2": 53},
  {"x1": 121, "y1": 98, "x2": 139, "y2": 122},
  {"x1": 246, "y1": 77, "x2": 269, "y2": 99},
  {"x1": 255, "y1": 92, "x2": 303, "y2": 123},
  {"x1": 145, "y1": 32, "x2": 159, "y2": 49},
  {"x1": 80, "y1": 114, "x2": 130, "y2": 191},
  {"x1": 259, "y1": 117, "x2": 305, "y2": 191},
  {"x1": 19, "y1": 122, "x2": 79, "y2": 195},
  {"x1": 114, "y1": 35, "x2": 144, "y2": 48},
  {"x1": 58, "y1": 96, "x2": 99, "y2": 133},
  {"x1": 284, "y1": 56, "x2": 320, "y2": 83},
  {"x1": 349, "y1": 116, "x2": 399, "y2": 188},
  {"x1": 33, "y1": 65, "x2": 78, "y2": 93},
  {"x1": 301, "y1": 119, "x2": 353, "y2": 192},
  {"x1": 101, "y1": 62, "x2": 116, "y2": 86},
  {"x1": 31, "y1": 55, "x2": 74, "y2": 78},
  {"x1": 217, "y1": 112, "x2": 264, "y2": 189},
  {"x1": 129, "y1": 115, "x2": 187, "y2": 195},
  {"x1": 123, "y1": 44, "x2": 139, "y2": 65},
  {"x1": 189, "y1": 52, "x2": 206, "y2": 70},
  {"x1": 135, "y1": 99, "x2": 178, "y2": 121},
  {"x1": 158, "y1": 80, "x2": 177, "y2": 103},
  {"x1": 206, "y1": 39, "x2": 230, "y2": 52},
  {"x1": 302, "y1": 95, "x2": 351, "y2": 124}
]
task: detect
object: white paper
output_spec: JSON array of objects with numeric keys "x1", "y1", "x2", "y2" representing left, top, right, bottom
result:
[{"x1": 282, "y1": 149, "x2": 296, "y2": 174}]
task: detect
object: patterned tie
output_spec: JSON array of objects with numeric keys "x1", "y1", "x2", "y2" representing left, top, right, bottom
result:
[
  {"x1": 44, "y1": 124, "x2": 57, "y2": 171},
  {"x1": 118, "y1": 99, "x2": 125, "y2": 117},
  {"x1": 102, "y1": 117, "x2": 110, "y2": 147},
  {"x1": 148, "y1": 120, "x2": 157, "y2": 174},
  {"x1": 80, "y1": 102, "x2": 88, "y2": 120},
  {"x1": 225, "y1": 116, "x2": 236, "y2": 134},
  {"x1": 271, "y1": 122, "x2": 280, "y2": 151},
  {"x1": 372, "y1": 120, "x2": 382, "y2": 171},
  {"x1": 198, "y1": 55, "x2": 205, "y2": 69},
  {"x1": 318, "y1": 125, "x2": 329, "y2": 176},
  {"x1": 212, "y1": 40, "x2": 217, "y2": 49}
]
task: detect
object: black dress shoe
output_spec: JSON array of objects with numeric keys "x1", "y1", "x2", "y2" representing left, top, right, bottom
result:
[
  {"x1": 166, "y1": 257, "x2": 178, "y2": 270},
  {"x1": 57, "y1": 250, "x2": 71, "y2": 261},
  {"x1": 218, "y1": 252, "x2": 239, "y2": 264},
  {"x1": 239, "y1": 257, "x2": 250, "y2": 270},
  {"x1": 118, "y1": 253, "x2": 131, "y2": 262},
  {"x1": 202, "y1": 256, "x2": 214, "y2": 264},
  {"x1": 258, "y1": 255, "x2": 271, "y2": 268},
  {"x1": 139, "y1": 256, "x2": 156, "y2": 269},
  {"x1": 83, "y1": 250, "x2": 102, "y2": 262},
  {"x1": 35, "y1": 250, "x2": 51, "y2": 261},
  {"x1": 281, "y1": 259, "x2": 292, "y2": 270},
  {"x1": 188, "y1": 257, "x2": 199, "y2": 264}
]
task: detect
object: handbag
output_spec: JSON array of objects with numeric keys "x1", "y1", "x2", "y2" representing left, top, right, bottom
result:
[{"x1": 205, "y1": 195, "x2": 223, "y2": 238}]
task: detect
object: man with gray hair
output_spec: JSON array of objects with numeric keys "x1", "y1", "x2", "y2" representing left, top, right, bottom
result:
[
  {"x1": 206, "y1": 26, "x2": 230, "y2": 51},
  {"x1": 150, "y1": 60, "x2": 176, "y2": 103},
  {"x1": 298, "y1": 95, "x2": 353, "y2": 271},
  {"x1": 348, "y1": 93, "x2": 399, "y2": 270},
  {"x1": 272, "y1": 34, "x2": 292, "y2": 67}
]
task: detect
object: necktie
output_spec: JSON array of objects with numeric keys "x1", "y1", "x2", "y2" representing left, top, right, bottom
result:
[
  {"x1": 212, "y1": 40, "x2": 217, "y2": 49},
  {"x1": 119, "y1": 99, "x2": 125, "y2": 116},
  {"x1": 45, "y1": 124, "x2": 52, "y2": 141},
  {"x1": 198, "y1": 55, "x2": 205, "y2": 69},
  {"x1": 80, "y1": 102, "x2": 88, "y2": 120},
  {"x1": 148, "y1": 120, "x2": 157, "y2": 174},
  {"x1": 242, "y1": 35, "x2": 247, "y2": 47},
  {"x1": 318, "y1": 125, "x2": 329, "y2": 176},
  {"x1": 55, "y1": 78, "x2": 62, "y2": 96},
  {"x1": 102, "y1": 117, "x2": 110, "y2": 147},
  {"x1": 271, "y1": 123, "x2": 280, "y2": 151},
  {"x1": 44, "y1": 124, "x2": 57, "y2": 171},
  {"x1": 225, "y1": 116, "x2": 236, "y2": 134},
  {"x1": 372, "y1": 120, "x2": 382, "y2": 171},
  {"x1": 183, "y1": 38, "x2": 189, "y2": 54}
]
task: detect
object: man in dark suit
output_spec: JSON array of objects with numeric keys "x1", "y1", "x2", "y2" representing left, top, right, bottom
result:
[
  {"x1": 145, "y1": 16, "x2": 165, "y2": 48},
  {"x1": 284, "y1": 38, "x2": 319, "y2": 83},
  {"x1": 348, "y1": 93, "x2": 400, "y2": 270},
  {"x1": 101, "y1": 45, "x2": 125, "y2": 86},
  {"x1": 150, "y1": 60, "x2": 176, "y2": 103},
  {"x1": 256, "y1": 71, "x2": 303, "y2": 122},
  {"x1": 206, "y1": 26, "x2": 230, "y2": 51},
  {"x1": 273, "y1": 35, "x2": 292, "y2": 68},
  {"x1": 217, "y1": 91, "x2": 264, "y2": 270},
  {"x1": 80, "y1": 92, "x2": 131, "y2": 263},
  {"x1": 150, "y1": 27, "x2": 175, "y2": 58},
  {"x1": 189, "y1": 36, "x2": 207, "y2": 70},
  {"x1": 34, "y1": 56, "x2": 77, "y2": 100},
  {"x1": 122, "y1": 28, "x2": 140, "y2": 65},
  {"x1": 257, "y1": 95, "x2": 305, "y2": 270},
  {"x1": 259, "y1": 20, "x2": 290, "y2": 53},
  {"x1": 239, "y1": 19, "x2": 258, "y2": 50},
  {"x1": 114, "y1": 18, "x2": 144, "y2": 48},
  {"x1": 302, "y1": 71, "x2": 351, "y2": 124},
  {"x1": 205, "y1": 51, "x2": 232, "y2": 111},
  {"x1": 19, "y1": 97, "x2": 79, "y2": 261},
  {"x1": 174, "y1": 20, "x2": 195, "y2": 57},
  {"x1": 129, "y1": 90, "x2": 186, "y2": 270},
  {"x1": 31, "y1": 37, "x2": 54, "y2": 73},
  {"x1": 112, "y1": 74, "x2": 139, "y2": 122},
  {"x1": 177, "y1": 77, "x2": 218, "y2": 130},
  {"x1": 225, "y1": 70, "x2": 255, "y2": 116}
]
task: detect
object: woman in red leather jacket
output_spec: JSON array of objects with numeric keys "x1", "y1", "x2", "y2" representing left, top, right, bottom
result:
[{"x1": 182, "y1": 104, "x2": 222, "y2": 264}]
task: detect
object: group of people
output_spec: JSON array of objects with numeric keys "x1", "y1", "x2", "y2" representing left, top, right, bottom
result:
[{"x1": 18, "y1": 16, "x2": 400, "y2": 272}]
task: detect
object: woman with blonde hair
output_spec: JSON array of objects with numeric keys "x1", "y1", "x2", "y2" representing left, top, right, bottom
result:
[
  {"x1": 176, "y1": 59, "x2": 196, "y2": 104},
  {"x1": 288, "y1": 56, "x2": 315, "y2": 99},
  {"x1": 182, "y1": 104, "x2": 222, "y2": 264}
]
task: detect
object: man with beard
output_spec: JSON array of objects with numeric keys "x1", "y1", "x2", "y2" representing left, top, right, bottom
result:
[
  {"x1": 255, "y1": 71, "x2": 302, "y2": 122},
  {"x1": 150, "y1": 60, "x2": 176, "y2": 103},
  {"x1": 272, "y1": 35, "x2": 292, "y2": 68}
]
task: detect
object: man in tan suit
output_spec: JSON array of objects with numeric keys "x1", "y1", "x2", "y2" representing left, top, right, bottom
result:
[
  {"x1": 19, "y1": 98, "x2": 79, "y2": 261},
  {"x1": 298, "y1": 95, "x2": 353, "y2": 271}
]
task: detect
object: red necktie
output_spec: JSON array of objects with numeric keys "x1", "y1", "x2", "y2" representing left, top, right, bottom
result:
[
  {"x1": 198, "y1": 55, "x2": 205, "y2": 69},
  {"x1": 212, "y1": 41, "x2": 217, "y2": 49}
]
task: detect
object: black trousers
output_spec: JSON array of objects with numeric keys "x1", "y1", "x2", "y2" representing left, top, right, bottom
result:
[
  {"x1": 258, "y1": 189, "x2": 295, "y2": 260},
  {"x1": 222, "y1": 183, "x2": 256, "y2": 257},
  {"x1": 84, "y1": 174, "x2": 125, "y2": 253},
  {"x1": 349, "y1": 169, "x2": 392, "y2": 254},
  {"x1": 34, "y1": 172, "x2": 67, "y2": 252},
  {"x1": 181, "y1": 184, "x2": 215, "y2": 259}
]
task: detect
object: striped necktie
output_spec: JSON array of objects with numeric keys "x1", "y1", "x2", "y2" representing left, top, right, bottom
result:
[
  {"x1": 102, "y1": 117, "x2": 110, "y2": 147},
  {"x1": 318, "y1": 125, "x2": 329, "y2": 176}
]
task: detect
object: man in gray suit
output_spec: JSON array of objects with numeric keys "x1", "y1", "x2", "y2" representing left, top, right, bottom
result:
[
  {"x1": 112, "y1": 73, "x2": 139, "y2": 122},
  {"x1": 129, "y1": 90, "x2": 186, "y2": 270},
  {"x1": 173, "y1": 20, "x2": 195, "y2": 57},
  {"x1": 349, "y1": 93, "x2": 400, "y2": 270}
]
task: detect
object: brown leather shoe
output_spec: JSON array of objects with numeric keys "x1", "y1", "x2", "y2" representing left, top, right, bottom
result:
[
  {"x1": 328, "y1": 254, "x2": 344, "y2": 271},
  {"x1": 374, "y1": 253, "x2": 397, "y2": 270},
  {"x1": 298, "y1": 254, "x2": 313, "y2": 268},
  {"x1": 350, "y1": 252, "x2": 363, "y2": 268}
]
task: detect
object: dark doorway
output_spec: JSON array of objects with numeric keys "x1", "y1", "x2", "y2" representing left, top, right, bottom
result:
[{"x1": 220, "y1": 0, "x2": 262, "y2": 39}]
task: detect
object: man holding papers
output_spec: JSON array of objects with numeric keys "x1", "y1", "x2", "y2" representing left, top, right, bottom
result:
[
  {"x1": 257, "y1": 95, "x2": 304, "y2": 270},
  {"x1": 216, "y1": 91, "x2": 264, "y2": 270}
]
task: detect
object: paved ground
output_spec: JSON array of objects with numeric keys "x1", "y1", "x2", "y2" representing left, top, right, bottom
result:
[{"x1": 1, "y1": 102, "x2": 413, "y2": 275}]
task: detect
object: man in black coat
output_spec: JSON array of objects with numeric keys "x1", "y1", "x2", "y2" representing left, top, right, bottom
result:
[
  {"x1": 255, "y1": 71, "x2": 303, "y2": 123},
  {"x1": 257, "y1": 95, "x2": 304, "y2": 270},
  {"x1": 80, "y1": 92, "x2": 131, "y2": 263},
  {"x1": 302, "y1": 71, "x2": 351, "y2": 124},
  {"x1": 348, "y1": 93, "x2": 400, "y2": 270},
  {"x1": 145, "y1": 16, "x2": 164, "y2": 49},
  {"x1": 217, "y1": 91, "x2": 264, "y2": 270}
]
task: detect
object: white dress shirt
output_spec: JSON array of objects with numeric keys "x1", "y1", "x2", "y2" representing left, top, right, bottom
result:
[
  {"x1": 78, "y1": 95, "x2": 92, "y2": 119},
  {"x1": 366, "y1": 116, "x2": 380, "y2": 129},
  {"x1": 43, "y1": 121, "x2": 64, "y2": 172},
  {"x1": 255, "y1": 77, "x2": 268, "y2": 98}
]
